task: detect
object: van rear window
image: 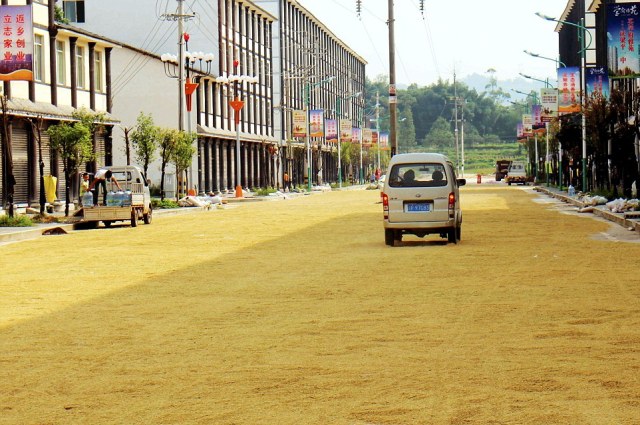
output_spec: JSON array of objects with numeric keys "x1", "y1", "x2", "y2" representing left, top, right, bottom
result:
[{"x1": 388, "y1": 163, "x2": 448, "y2": 188}]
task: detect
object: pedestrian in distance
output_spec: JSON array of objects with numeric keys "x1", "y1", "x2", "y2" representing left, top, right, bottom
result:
[
  {"x1": 79, "y1": 172, "x2": 90, "y2": 196},
  {"x1": 283, "y1": 171, "x2": 291, "y2": 192},
  {"x1": 87, "y1": 169, "x2": 122, "y2": 206}
]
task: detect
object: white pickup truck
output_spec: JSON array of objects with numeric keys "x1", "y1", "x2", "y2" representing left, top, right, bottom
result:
[
  {"x1": 82, "y1": 165, "x2": 153, "y2": 227},
  {"x1": 505, "y1": 161, "x2": 527, "y2": 185}
]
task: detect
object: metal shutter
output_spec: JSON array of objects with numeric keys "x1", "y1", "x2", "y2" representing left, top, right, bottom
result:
[{"x1": 12, "y1": 127, "x2": 29, "y2": 205}]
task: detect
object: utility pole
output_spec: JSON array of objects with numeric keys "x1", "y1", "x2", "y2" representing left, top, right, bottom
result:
[
  {"x1": 453, "y1": 72, "x2": 459, "y2": 173},
  {"x1": 376, "y1": 91, "x2": 380, "y2": 172},
  {"x1": 162, "y1": 1, "x2": 195, "y2": 187},
  {"x1": 460, "y1": 104, "x2": 465, "y2": 179},
  {"x1": 388, "y1": 0, "x2": 397, "y2": 157}
]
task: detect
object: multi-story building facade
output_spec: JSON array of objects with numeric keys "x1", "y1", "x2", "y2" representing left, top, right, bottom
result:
[
  {"x1": 254, "y1": 0, "x2": 367, "y2": 186},
  {"x1": 74, "y1": 0, "x2": 366, "y2": 191},
  {"x1": 1, "y1": 0, "x2": 117, "y2": 211},
  {"x1": 68, "y1": 0, "x2": 277, "y2": 194}
]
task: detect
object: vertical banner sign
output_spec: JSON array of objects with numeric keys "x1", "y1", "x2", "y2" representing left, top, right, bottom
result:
[
  {"x1": 292, "y1": 110, "x2": 307, "y2": 137},
  {"x1": 339, "y1": 119, "x2": 352, "y2": 142},
  {"x1": 352, "y1": 128, "x2": 361, "y2": 145},
  {"x1": 558, "y1": 67, "x2": 581, "y2": 114},
  {"x1": 362, "y1": 128, "x2": 373, "y2": 147},
  {"x1": 372, "y1": 131, "x2": 379, "y2": 146},
  {"x1": 325, "y1": 119, "x2": 337, "y2": 143},
  {"x1": 540, "y1": 88, "x2": 558, "y2": 122},
  {"x1": 379, "y1": 132, "x2": 390, "y2": 150},
  {"x1": 0, "y1": 5, "x2": 33, "y2": 81},
  {"x1": 517, "y1": 123, "x2": 524, "y2": 139},
  {"x1": 607, "y1": 3, "x2": 640, "y2": 78},
  {"x1": 586, "y1": 67, "x2": 610, "y2": 98},
  {"x1": 309, "y1": 109, "x2": 324, "y2": 138},
  {"x1": 531, "y1": 105, "x2": 543, "y2": 129},
  {"x1": 522, "y1": 114, "x2": 533, "y2": 136}
]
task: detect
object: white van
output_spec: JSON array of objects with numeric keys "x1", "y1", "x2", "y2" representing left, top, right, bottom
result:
[{"x1": 381, "y1": 153, "x2": 466, "y2": 245}]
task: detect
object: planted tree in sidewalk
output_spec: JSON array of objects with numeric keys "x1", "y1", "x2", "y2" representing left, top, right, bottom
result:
[
  {"x1": 47, "y1": 120, "x2": 92, "y2": 216},
  {"x1": 73, "y1": 108, "x2": 106, "y2": 166},
  {"x1": 585, "y1": 92, "x2": 613, "y2": 192},
  {"x1": 172, "y1": 131, "x2": 197, "y2": 199},
  {"x1": 157, "y1": 128, "x2": 179, "y2": 201},
  {"x1": 130, "y1": 112, "x2": 158, "y2": 177},
  {"x1": 609, "y1": 88, "x2": 639, "y2": 198}
]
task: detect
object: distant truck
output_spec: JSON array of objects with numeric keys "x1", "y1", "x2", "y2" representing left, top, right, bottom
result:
[
  {"x1": 495, "y1": 160, "x2": 511, "y2": 181},
  {"x1": 505, "y1": 161, "x2": 527, "y2": 185},
  {"x1": 80, "y1": 165, "x2": 153, "y2": 228}
]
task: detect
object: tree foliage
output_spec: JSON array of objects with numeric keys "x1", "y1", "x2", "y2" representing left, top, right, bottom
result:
[
  {"x1": 131, "y1": 112, "x2": 158, "y2": 177},
  {"x1": 46, "y1": 121, "x2": 92, "y2": 216}
]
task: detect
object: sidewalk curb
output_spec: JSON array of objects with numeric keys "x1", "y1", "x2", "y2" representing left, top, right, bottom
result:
[{"x1": 534, "y1": 186, "x2": 640, "y2": 234}]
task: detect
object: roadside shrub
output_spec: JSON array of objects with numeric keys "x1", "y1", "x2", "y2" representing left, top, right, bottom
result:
[
  {"x1": 31, "y1": 214, "x2": 62, "y2": 224},
  {"x1": 151, "y1": 199, "x2": 180, "y2": 209},
  {"x1": 590, "y1": 188, "x2": 617, "y2": 201},
  {"x1": 253, "y1": 187, "x2": 278, "y2": 196},
  {"x1": 149, "y1": 184, "x2": 162, "y2": 197},
  {"x1": 0, "y1": 214, "x2": 33, "y2": 227}
]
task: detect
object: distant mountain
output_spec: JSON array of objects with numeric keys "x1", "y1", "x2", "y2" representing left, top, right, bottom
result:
[{"x1": 462, "y1": 73, "x2": 548, "y2": 102}]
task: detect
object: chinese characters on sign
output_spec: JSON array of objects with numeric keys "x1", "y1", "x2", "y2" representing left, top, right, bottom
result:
[
  {"x1": 0, "y1": 5, "x2": 33, "y2": 81},
  {"x1": 586, "y1": 67, "x2": 610, "y2": 98},
  {"x1": 352, "y1": 128, "x2": 361, "y2": 145},
  {"x1": 522, "y1": 114, "x2": 533, "y2": 137},
  {"x1": 309, "y1": 109, "x2": 324, "y2": 138},
  {"x1": 558, "y1": 67, "x2": 581, "y2": 114},
  {"x1": 325, "y1": 119, "x2": 337, "y2": 143},
  {"x1": 362, "y1": 128, "x2": 373, "y2": 147},
  {"x1": 339, "y1": 119, "x2": 352, "y2": 142},
  {"x1": 292, "y1": 110, "x2": 306, "y2": 138},
  {"x1": 608, "y1": 3, "x2": 640, "y2": 78},
  {"x1": 540, "y1": 88, "x2": 558, "y2": 122},
  {"x1": 379, "y1": 132, "x2": 389, "y2": 150}
]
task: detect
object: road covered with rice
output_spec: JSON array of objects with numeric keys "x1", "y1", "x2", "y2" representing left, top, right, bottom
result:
[{"x1": 1, "y1": 185, "x2": 639, "y2": 424}]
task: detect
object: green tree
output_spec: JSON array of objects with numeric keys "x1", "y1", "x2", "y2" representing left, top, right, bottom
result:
[
  {"x1": 172, "y1": 131, "x2": 197, "y2": 199},
  {"x1": 47, "y1": 121, "x2": 92, "y2": 216},
  {"x1": 157, "y1": 128, "x2": 179, "y2": 201},
  {"x1": 130, "y1": 112, "x2": 158, "y2": 177},
  {"x1": 424, "y1": 116, "x2": 453, "y2": 149}
]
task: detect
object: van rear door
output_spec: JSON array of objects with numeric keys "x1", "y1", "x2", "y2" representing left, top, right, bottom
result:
[{"x1": 386, "y1": 162, "x2": 451, "y2": 224}]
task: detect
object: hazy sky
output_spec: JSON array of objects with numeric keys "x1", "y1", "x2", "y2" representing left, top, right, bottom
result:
[{"x1": 297, "y1": 0, "x2": 568, "y2": 87}]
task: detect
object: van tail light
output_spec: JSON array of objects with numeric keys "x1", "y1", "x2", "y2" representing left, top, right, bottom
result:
[
  {"x1": 448, "y1": 192, "x2": 455, "y2": 218},
  {"x1": 382, "y1": 193, "x2": 389, "y2": 219}
]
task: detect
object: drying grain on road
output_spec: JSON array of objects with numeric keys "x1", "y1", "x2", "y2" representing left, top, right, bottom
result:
[{"x1": 1, "y1": 186, "x2": 639, "y2": 424}]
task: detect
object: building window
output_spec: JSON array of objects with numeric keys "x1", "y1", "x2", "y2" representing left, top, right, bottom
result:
[
  {"x1": 56, "y1": 40, "x2": 66, "y2": 85},
  {"x1": 63, "y1": 1, "x2": 85, "y2": 23},
  {"x1": 94, "y1": 50, "x2": 103, "y2": 92},
  {"x1": 33, "y1": 34, "x2": 44, "y2": 82},
  {"x1": 76, "y1": 45, "x2": 85, "y2": 89}
]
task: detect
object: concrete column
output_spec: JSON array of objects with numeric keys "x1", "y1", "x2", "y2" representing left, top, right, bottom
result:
[
  {"x1": 221, "y1": 141, "x2": 229, "y2": 191},
  {"x1": 213, "y1": 141, "x2": 220, "y2": 192},
  {"x1": 204, "y1": 139, "x2": 211, "y2": 193}
]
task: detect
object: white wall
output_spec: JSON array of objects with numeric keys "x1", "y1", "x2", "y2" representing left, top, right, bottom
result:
[
  {"x1": 77, "y1": 0, "x2": 219, "y2": 75},
  {"x1": 110, "y1": 46, "x2": 183, "y2": 186}
]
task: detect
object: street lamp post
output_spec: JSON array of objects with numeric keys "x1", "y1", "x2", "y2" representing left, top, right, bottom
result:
[
  {"x1": 512, "y1": 89, "x2": 541, "y2": 180},
  {"x1": 536, "y1": 12, "x2": 592, "y2": 191},
  {"x1": 523, "y1": 50, "x2": 566, "y2": 69},
  {"x1": 523, "y1": 50, "x2": 565, "y2": 188},
  {"x1": 161, "y1": 44, "x2": 214, "y2": 195},
  {"x1": 215, "y1": 68, "x2": 258, "y2": 198},
  {"x1": 519, "y1": 72, "x2": 552, "y2": 89},
  {"x1": 336, "y1": 91, "x2": 361, "y2": 188},
  {"x1": 304, "y1": 76, "x2": 335, "y2": 191}
]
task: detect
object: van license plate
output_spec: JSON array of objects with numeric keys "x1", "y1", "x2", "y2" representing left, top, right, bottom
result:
[{"x1": 405, "y1": 202, "x2": 430, "y2": 213}]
